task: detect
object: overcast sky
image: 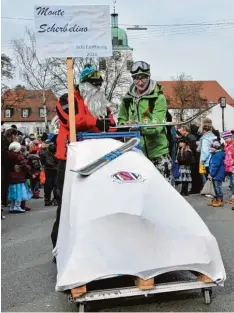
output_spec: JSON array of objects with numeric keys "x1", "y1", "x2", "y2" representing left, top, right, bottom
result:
[{"x1": 1, "y1": 0, "x2": 234, "y2": 98}]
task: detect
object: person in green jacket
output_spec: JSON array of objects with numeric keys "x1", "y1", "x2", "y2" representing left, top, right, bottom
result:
[{"x1": 118, "y1": 61, "x2": 171, "y2": 181}]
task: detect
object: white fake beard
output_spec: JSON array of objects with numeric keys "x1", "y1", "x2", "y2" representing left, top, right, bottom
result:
[{"x1": 79, "y1": 82, "x2": 110, "y2": 118}]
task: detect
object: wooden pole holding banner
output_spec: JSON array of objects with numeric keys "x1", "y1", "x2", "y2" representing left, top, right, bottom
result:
[{"x1": 67, "y1": 57, "x2": 76, "y2": 142}]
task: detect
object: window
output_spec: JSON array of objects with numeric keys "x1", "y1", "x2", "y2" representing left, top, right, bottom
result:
[
  {"x1": 118, "y1": 39, "x2": 123, "y2": 46},
  {"x1": 36, "y1": 127, "x2": 43, "y2": 136},
  {"x1": 39, "y1": 108, "x2": 46, "y2": 118},
  {"x1": 22, "y1": 108, "x2": 29, "y2": 118},
  {"x1": 4, "y1": 109, "x2": 11, "y2": 118},
  {"x1": 112, "y1": 37, "x2": 118, "y2": 45}
]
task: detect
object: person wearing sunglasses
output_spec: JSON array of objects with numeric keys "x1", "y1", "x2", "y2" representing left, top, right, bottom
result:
[{"x1": 118, "y1": 61, "x2": 171, "y2": 182}]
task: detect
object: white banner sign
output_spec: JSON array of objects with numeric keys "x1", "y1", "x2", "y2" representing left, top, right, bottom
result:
[{"x1": 34, "y1": 5, "x2": 113, "y2": 58}]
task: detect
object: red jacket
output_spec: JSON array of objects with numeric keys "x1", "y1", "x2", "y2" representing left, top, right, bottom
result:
[
  {"x1": 55, "y1": 88, "x2": 116, "y2": 160},
  {"x1": 8, "y1": 152, "x2": 30, "y2": 184}
]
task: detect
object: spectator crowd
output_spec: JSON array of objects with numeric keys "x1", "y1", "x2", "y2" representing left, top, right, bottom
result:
[
  {"x1": 1, "y1": 120, "x2": 234, "y2": 220},
  {"x1": 172, "y1": 120, "x2": 234, "y2": 208},
  {"x1": 1, "y1": 125, "x2": 58, "y2": 219}
]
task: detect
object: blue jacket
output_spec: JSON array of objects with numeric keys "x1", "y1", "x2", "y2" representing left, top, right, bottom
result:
[
  {"x1": 200, "y1": 131, "x2": 217, "y2": 167},
  {"x1": 209, "y1": 150, "x2": 225, "y2": 181}
]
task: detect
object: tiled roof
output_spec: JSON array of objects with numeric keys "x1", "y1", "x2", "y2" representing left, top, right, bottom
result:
[
  {"x1": 158, "y1": 80, "x2": 234, "y2": 108},
  {"x1": 1, "y1": 89, "x2": 57, "y2": 122}
]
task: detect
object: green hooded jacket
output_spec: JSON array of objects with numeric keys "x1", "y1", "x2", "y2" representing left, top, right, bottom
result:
[{"x1": 118, "y1": 80, "x2": 168, "y2": 159}]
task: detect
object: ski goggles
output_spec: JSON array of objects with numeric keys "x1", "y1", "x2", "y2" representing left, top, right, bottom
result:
[
  {"x1": 130, "y1": 61, "x2": 150, "y2": 75},
  {"x1": 85, "y1": 71, "x2": 103, "y2": 86},
  {"x1": 87, "y1": 71, "x2": 102, "y2": 80}
]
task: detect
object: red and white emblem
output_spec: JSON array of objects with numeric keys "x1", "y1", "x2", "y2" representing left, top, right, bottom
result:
[{"x1": 111, "y1": 171, "x2": 145, "y2": 183}]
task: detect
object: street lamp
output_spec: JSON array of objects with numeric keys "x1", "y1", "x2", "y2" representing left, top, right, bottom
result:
[
  {"x1": 219, "y1": 97, "x2": 226, "y2": 132},
  {"x1": 127, "y1": 25, "x2": 148, "y2": 30}
]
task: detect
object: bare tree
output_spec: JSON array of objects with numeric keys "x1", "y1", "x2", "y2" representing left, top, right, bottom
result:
[
  {"x1": 13, "y1": 28, "x2": 58, "y2": 130},
  {"x1": 171, "y1": 73, "x2": 206, "y2": 121},
  {"x1": 1, "y1": 54, "x2": 16, "y2": 112},
  {"x1": 103, "y1": 54, "x2": 132, "y2": 103},
  {"x1": 1, "y1": 54, "x2": 14, "y2": 80}
]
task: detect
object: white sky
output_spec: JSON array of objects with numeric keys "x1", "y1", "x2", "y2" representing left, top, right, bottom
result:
[{"x1": 1, "y1": 0, "x2": 234, "y2": 98}]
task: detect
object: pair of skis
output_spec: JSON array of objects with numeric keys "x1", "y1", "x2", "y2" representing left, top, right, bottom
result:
[
  {"x1": 71, "y1": 106, "x2": 214, "y2": 177},
  {"x1": 71, "y1": 137, "x2": 140, "y2": 176},
  {"x1": 110, "y1": 104, "x2": 216, "y2": 129}
]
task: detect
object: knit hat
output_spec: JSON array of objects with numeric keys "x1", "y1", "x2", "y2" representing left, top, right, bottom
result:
[
  {"x1": 222, "y1": 130, "x2": 233, "y2": 140},
  {"x1": 211, "y1": 140, "x2": 222, "y2": 150},
  {"x1": 9, "y1": 141, "x2": 21, "y2": 153}
]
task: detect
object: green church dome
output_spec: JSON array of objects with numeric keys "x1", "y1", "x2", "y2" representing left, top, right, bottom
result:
[{"x1": 111, "y1": 13, "x2": 133, "y2": 51}]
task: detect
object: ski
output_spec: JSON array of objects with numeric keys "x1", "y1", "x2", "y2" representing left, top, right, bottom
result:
[
  {"x1": 110, "y1": 104, "x2": 216, "y2": 129},
  {"x1": 71, "y1": 137, "x2": 140, "y2": 176}
]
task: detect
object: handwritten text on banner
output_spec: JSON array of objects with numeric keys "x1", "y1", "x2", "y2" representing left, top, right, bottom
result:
[{"x1": 34, "y1": 5, "x2": 112, "y2": 58}]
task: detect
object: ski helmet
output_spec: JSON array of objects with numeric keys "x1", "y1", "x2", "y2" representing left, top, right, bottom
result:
[{"x1": 79, "y1": 64, "x2": 103, "y2": 86}]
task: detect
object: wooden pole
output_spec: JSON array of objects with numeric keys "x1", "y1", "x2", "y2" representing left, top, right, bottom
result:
[{"x1": 66, "y1": 57, "x2": 76, "y2": 142}]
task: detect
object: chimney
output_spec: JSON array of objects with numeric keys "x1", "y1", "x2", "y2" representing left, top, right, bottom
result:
[{"x1": 111, "y1": 13, "x2": 118, "y2": 28}]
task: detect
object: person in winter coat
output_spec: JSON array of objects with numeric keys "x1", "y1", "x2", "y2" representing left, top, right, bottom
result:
[
  {"x1": 30, "y1": 139, "x2": 41, "y2": 155},
  {"x1": 1, "y1": 128, "x2": 18, "y2": 207},
  {"x1": 118, "y1": 61, "x2": 171, "y2": 181},
  {"x1": 27, "y1": 148, "x2": 41, "y2": 199},
  {"x1": 177, "y1": 125, "x2": 202, "y2": 193},
  {"x1": 175, "y1": 138, "x2": 193, "y2": 196},
  {"x1": 51, "y1": 64, "x2": 116, "y2": 254},
  {"x1": 20, "y1": 146, "x2": 31, "y2": 211},
  {"x1": 40, "y1": 143, "x2": 58, "y2": 206},
  {"x1": 8, "y1": 142, "x2": 32, "y2": 213},
  {"x1": 200, "y1": 124, "x2": 217, "y2": 176},
  {"x1": 223, "y1": 130, "x2": 234, "y2": 205},
  {"x1": 207, "y1": 140, "x2": 225, "y2": 207}
]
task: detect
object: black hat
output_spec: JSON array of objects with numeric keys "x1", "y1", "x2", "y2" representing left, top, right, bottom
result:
[{"x1": 178, "y1": 137, "x2": 190, "y2": 145}]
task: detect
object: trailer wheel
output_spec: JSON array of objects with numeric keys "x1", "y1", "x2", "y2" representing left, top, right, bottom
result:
[{"x1": 202, "y1": 288, "x2": 212, "y2": 304}]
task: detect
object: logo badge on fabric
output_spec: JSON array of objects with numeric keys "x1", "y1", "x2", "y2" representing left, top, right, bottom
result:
[{"x1": 111, "y1": 171, "x2": 145, "y2": 184}]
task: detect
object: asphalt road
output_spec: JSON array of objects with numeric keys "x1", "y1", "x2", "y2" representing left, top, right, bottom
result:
[{"x1": 1, "y1": 186, "x2": 234, "y2": 312}]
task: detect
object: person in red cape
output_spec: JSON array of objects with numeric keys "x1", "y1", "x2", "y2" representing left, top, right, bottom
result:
[{"x1": 51, "y1": 64, "x2": 116, "y2": 257}]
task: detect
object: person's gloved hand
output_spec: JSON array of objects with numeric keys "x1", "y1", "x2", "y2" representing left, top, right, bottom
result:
[{"x1": 96, "y1": 119, "x2": 110, "y2": 132}]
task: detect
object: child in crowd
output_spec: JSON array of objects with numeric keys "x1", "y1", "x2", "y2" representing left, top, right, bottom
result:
[
  {"x1": 207, "y1": 140, "x2": 225, "y2": 207},
  {"x1": 223, "y1": 130, "x2": 234, "y2": 205},
  {"x1": 27, "y1": 146, "x2": 41, "y2": 199},
  {"x1": 8, "y1": 142, "x2": 32, "y2": 213},
  {"x1": 175, "y1": 138, "x2": 193, "y2": 196},
  {"x1": 20, "y1": 146, "x2": 31, "y2": 211}
]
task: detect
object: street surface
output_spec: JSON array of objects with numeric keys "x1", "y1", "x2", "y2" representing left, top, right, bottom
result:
[{"x1": 1, "y1": 185, "x2": 234, "y2": 312}]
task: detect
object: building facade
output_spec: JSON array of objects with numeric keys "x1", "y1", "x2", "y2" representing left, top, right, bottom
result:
[{"x1": 1, "y1": 89, "x2": 57, "y2": 135}]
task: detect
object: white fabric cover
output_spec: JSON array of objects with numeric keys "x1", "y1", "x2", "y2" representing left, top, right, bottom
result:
[{"x1": 55, "y1": 139, "x2": 226, "y2": 291}]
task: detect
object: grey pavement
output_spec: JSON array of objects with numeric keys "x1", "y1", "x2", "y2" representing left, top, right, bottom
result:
[{"x1": 1, "y1": 187, "x2": 234, "y2": 312}]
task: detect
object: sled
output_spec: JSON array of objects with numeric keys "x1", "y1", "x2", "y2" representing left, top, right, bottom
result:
[{"x1": 55, "y1": 132, "x2": 226, "y2": 311}]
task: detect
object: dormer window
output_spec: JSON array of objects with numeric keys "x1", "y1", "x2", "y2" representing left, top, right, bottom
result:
[
  {"x1": 39, "y1": 108, "x2": 46, "y2": 117},
  {"x1": 21, "y1": 108, "x2": 29, "y2": 118},
  {"x1": 4, "y1": 109, "x2": 12, "y2": 118}
]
